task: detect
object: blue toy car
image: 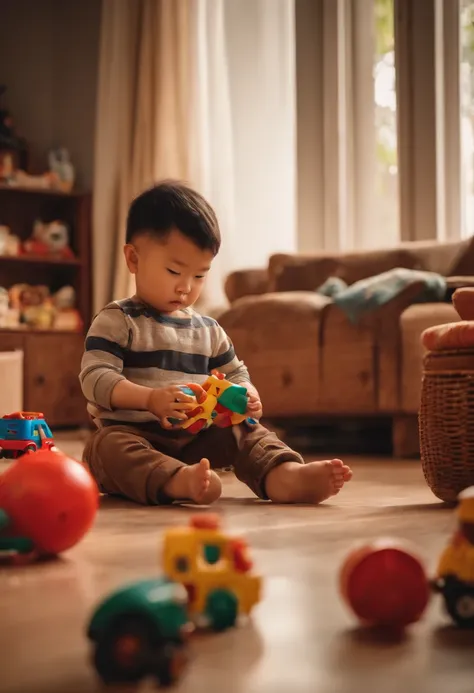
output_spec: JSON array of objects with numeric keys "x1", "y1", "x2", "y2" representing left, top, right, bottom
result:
[{"x1": 0, "y1": 411, "x2": 54, "y2": 459}]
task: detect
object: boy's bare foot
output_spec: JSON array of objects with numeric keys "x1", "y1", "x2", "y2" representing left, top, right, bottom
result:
[
  {"x1": 164, "y1": 458, "x2": 222, "y2": 504},
  {"x1": 265, "y1": 459, "x2": 352, "y2": 504}
]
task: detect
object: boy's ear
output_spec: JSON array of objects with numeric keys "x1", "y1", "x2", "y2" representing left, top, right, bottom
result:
[{"x1": 123, "y1": 243, "x2": 138, "y2": 274}]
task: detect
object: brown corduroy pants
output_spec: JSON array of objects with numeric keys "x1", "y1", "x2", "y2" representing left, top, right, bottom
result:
[{"x1": 82, "y1": 421, "x2": 304, "y2": 505}]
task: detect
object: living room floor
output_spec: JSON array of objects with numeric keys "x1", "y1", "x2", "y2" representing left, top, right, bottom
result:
[{"x1": 1, "y1": 433, "x2": 472, "y2": 693}]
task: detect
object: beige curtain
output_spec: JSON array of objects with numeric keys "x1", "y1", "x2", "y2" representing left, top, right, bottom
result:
[{"x1": 92, "y1": 0, "x2": 195, "y2": 315}]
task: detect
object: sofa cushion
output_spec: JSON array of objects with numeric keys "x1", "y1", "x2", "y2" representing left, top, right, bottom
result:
[
  {"x1": 399, "y1": 303, "x2": 460, "y2": 413},
  {"x1": 318, "y1": 304, "x2": 377, "y2": 412},
  {"x1": 269, "y1": 239, "x2": 472, "y2": 293},
  {"x1": 422, "y1": 321, "x2": 474, "y2": 351}
]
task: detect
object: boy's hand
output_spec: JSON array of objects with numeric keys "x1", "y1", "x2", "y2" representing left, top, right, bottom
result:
[
  {"x1": 245, "y1": 387, "x2": 263, "y2": 420},
  {"x1": 147, "y1": 386, "x2": 196, "y2": 428}
]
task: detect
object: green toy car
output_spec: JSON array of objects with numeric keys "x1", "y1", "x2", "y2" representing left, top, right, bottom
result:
[{"x1": 87, "y1": 577, "x2": 192, "y2": 686}]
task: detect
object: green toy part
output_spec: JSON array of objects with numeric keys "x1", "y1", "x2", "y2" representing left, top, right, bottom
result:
[
  {"x1": 205, "y1": 588, "x2": 238, "y2": 631},
  {"x1": 218, "y1": 384, "x2": 248, "y2": 415},
  {"x1": 88, "y1": 577, "x2": 191, "y2": 685}
]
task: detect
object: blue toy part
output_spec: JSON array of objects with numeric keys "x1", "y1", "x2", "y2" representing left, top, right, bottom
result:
[
  {"x1": 0, "y1": 415, "x2": 53, "y2": 444},
  {"x1": 168, "y1": 386, "x2": 198, "y2": 426}
]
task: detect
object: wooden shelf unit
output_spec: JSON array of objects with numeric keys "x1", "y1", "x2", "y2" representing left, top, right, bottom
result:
[{"x1": 0, "y1": 186, "x2": 92, "y2": 427}]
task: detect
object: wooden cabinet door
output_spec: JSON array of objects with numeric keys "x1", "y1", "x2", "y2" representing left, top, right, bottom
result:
[
  {"x1": 0, "y1": 333, "x2": 25, "y2": 352},
  {"x1": 24, "y1": 333, "x2": 87, "y2": 427}
]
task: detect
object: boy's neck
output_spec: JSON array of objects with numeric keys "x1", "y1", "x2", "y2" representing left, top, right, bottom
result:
[{"x1": 131, "y1": 293, "x2": 192, "y2": 318}]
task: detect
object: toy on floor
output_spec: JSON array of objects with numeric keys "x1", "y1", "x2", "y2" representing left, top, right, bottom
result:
[
  {"x1": 431, "y1": 486, "x2": 474, "y2": 627},
  {"x1": 168, "y1": 370, "x2": 257, "y2": 434},
  {"x1": 339, "y1": 538, "x2": 430, "y2": 629},
  {"x1": 0, "y1": 411, "x2": 55, "y2": 459},
  {"x1": 0, "y1": 448, "x2": 98, "y2": 561},
  {"x1": 162, "y1": 514, "x2": 262, "y2": 631},
  {"x1": 87, "y1": 577, "x2": 192, "y2": 686}
]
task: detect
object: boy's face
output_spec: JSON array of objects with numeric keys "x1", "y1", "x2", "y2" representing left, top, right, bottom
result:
[{"x1": 124, "y1": 228, "x2": 213, "y2": 314}]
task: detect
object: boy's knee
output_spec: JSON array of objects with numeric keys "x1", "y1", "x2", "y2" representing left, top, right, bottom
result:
[{"x1": 101, "y1": 428, "x2": 150, "y2": 467}]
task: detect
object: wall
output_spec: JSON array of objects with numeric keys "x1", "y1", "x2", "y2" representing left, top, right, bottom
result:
[{"x1": 0, "y1": 0, "x2": 101, "y2": 189}]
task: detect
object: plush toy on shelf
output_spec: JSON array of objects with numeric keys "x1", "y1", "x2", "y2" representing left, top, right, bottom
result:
[
  {"x1": 48, "y1": 148, "x2": 75, "y2": 193},
  {"x1": 0, "y1": 287, "x2": 19, "y2": 329},
  {"x1": 9, "y1": 284, "x2": 55, "y2": 330},
  {"x1": 52, "y1": 285, "x2": 83, "y2": 332},
  {"x1": 0, "y1": 225, "x2": 20, "y2": 256},
  {"x1": 7, "y1": 283, "x2": 82, "y2": 332},
  {"x1": 22, "y1": 219, "x2": 75, "y2": 260}
]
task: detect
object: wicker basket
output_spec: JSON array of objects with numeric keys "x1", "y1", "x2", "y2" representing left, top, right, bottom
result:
[{"x1": 420, "y1": 348, "x2": 474, "y2": 502}]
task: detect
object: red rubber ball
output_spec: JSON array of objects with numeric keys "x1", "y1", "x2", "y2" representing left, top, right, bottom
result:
[
  {"x1": 340, "y1": 540, "x2": 430, "y2": 627},
  {"x1": 0, "y1": 448, "x2": 98, "y2": 554}
]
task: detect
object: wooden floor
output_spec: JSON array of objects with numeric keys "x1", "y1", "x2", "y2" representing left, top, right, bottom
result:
[{"x1": 1, "y1": 434, "x2": 473, "y2": 693}]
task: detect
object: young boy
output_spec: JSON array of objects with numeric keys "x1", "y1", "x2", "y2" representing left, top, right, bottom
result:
[{"x1": 80, "y1": 181, "x2": 352, "y2": 505}]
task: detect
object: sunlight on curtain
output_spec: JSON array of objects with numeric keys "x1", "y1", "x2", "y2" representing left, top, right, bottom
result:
[
  {"x1": 373, "y1": 0, "x2": 399, "y2": 244},
  {"x1": 224, "y1": 0, "x2": 296, "y2": 270},
  {"x1": 460, "y1": 0, "x2": 474, "y2": 238}
]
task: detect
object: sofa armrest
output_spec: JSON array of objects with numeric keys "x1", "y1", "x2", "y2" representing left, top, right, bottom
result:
[
  {"x1": 452, "y1": 287, "x2": 474, "y2": 320},
  {"x1": 445, "y1": 275, "x2": 474, "y2": 289},
  {"x1": 224, "y1": 268, "x2": 269, "y2": 304},
  {"x1": 219, "y1": 290, "x2": 331, "y2": 331}
]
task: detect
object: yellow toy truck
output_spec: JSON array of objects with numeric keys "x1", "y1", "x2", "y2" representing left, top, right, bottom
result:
[
  {"x1": 432, "y1": 486, "x2": 474, "y2": 627},
  {"x1": 162, "y1": 514, "x2": 262, "y2": 631}
]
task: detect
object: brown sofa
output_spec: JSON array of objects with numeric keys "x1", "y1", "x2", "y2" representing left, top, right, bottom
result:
[{"x1": 218, "y1": 238, "x2": 474, "y2": 456}]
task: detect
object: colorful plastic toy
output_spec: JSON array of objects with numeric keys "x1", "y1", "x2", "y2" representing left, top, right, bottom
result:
[
  {"x1": 0, "y1": 411, "x2": 55, "y2": 458},
  {"x1": 339, "y1": 538, "x2": 430, "y2": 628},
  {"x1": 0, "y1": 448, "x2": 98, "y2": 560},
  {"x1": 162, "y1": 514, "x2": 262, "y2": 631},
  {"x1": 431, "y1": 486, "x2": 474, "y2": 627},
  {"x1": 168, "y1": 371, "x2": 256, "y2": 434},
  {"x1": 87, "y1": 578, "x2": 192, "y2": 685}
]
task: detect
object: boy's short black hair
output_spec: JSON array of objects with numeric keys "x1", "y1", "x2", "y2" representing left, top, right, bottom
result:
[{"x1": 126, "y1": 180, "x2": 221, "y2": 254}]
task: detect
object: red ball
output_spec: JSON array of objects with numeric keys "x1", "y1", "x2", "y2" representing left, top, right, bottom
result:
[
  {"x1": 339, "y1": 539, "x2": 430, "y2": 628},
  {"x1": 0, "y1": 448, "x2": 98, "y2": 554}
]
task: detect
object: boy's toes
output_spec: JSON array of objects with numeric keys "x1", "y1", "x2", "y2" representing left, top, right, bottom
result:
[
  {"x1": 342, "y1": 465, "x2": 353, "y2": 481},
  {"x1": 330, "y1": 458, "x2": 344, "y2": 469}
]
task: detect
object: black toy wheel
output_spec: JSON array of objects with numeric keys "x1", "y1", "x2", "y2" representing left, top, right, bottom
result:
[
  {"x1": 0, "y1": 450, "x2": 14, "y2": 459},
  {"x1": 154, "y1": 642, "x2": 188, "y2": 686},
  {"x1": 441, "y1": 576, "x2": 474, "y2": 628},
  {"x1": 24, "y1": 445, "x2": 36, "y2": 454},
  {"x1": 93, "y1": 614, "x2": 159, "y2": 683}
]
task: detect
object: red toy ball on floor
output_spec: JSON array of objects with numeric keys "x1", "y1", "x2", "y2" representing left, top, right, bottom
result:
[
  {"x1": 339, "y1": 539, "x2": 430, "y2": 628},
  {"x1": 0, "y1": 448, "x2": 99, "y2": 555}
]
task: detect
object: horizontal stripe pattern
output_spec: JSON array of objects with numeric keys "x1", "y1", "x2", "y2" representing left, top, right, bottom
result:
[
  {"x1": 117, "y1": 298, "x2": 217, "y2": 328},
  {"x1": 80, "y1": 298, "x2": 249, "y2": 421},
  {"x1": 86, "y1": 336, "x2": 125, "y2": 361}
]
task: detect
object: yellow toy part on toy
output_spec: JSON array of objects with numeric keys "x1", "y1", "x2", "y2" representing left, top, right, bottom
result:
[
  {"x1": 161, "y1": 514, "x2": 262, "y2": 631},
  {"x1": 436, "y1": 486, "x2": 474, "y2": 584},
  {"x1": 172, "y1": 371, "x2": 249, "y2": 434}
]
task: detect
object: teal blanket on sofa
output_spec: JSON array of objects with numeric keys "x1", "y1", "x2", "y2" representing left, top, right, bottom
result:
[{"x1": 316, "y1": 267, "x2": 447, "y2": 324}]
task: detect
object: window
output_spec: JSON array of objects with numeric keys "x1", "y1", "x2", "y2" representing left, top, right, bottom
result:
[
  {"x1": 373, "y1": 0, "x2": 399, "y2": 244},
  {"x1": 460, "y1": 0, "x2": 474, "y2": 237},
  {"x1": 296, "y1": 0, "x2": 469, "y2": 249}
]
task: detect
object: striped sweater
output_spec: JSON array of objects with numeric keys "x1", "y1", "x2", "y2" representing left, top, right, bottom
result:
[{"x1": 79, "y1": 297, "x2": 250, "y2": 424}]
